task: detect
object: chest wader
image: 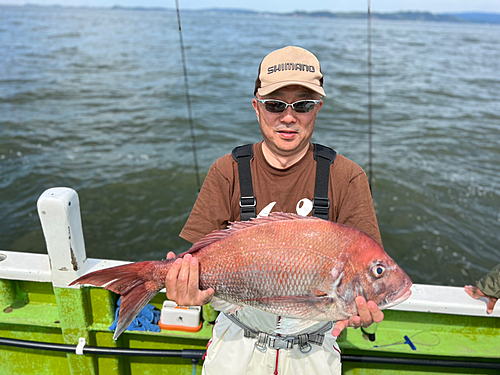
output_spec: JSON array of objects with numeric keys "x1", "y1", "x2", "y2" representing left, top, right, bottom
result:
[{"x1": 227, "y1": 143, "x2": 337, "y2": 353}]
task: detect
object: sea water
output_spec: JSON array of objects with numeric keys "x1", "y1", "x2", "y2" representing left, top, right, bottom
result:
[{"x1": 1, "y1": 5, "x2": 499, "y2": 286}]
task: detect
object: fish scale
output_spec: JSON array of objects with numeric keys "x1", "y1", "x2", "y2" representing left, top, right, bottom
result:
[{"x1": 199, "y1": 247, "x2": 323, "y2": 303}]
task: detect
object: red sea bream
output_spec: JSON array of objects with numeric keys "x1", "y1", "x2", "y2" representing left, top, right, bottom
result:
[{"x1": 71, "y1": 213, "x2": 412, "y2": 339}]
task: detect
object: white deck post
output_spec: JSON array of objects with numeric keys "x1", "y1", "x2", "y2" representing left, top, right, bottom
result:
[{"x1": 37, "y1": 187, "x2": 89, "y2": 287}]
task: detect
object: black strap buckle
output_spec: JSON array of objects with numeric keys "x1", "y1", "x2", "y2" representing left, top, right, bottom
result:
[
  {"x1": 313, "y1": 197, "x2": 330, "y2": 220},
  {"x1": 239, "y1": 196, "x2": 256, "y2": 208},
  {"x1": 313, "y1": 197, "x2": 330, "y2": 209}
]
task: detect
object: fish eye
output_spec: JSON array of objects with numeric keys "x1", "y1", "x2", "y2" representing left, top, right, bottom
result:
[{"x1": 371, "y1": 264, "x2": 386, "y2": 278}]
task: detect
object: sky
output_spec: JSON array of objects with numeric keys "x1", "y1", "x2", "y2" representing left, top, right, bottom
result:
[{"x1": 1, "y1": 0, "x2": 500, "y2": 14}]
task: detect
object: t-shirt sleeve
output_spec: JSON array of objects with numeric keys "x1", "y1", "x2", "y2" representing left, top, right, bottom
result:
[
  {"x1": 179, "y1": 161, "x2": 234, "y2": 244},
  {"x1": 477, "y1": 263, "x2": 500, "y2": 299},
  {"x1": 336, "y1": 171, "x2": 383, "y2": 246}
]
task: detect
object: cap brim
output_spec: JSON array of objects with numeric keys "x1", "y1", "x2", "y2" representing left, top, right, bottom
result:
[{"x1": 257, "y1": 81, "x2": 326, "y2": 97}]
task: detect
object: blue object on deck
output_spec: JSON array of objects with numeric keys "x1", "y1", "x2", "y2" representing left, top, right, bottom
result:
[
  {"x1": 109, "y1": 297, "x2": 161, "y2": 333},
  {"x1": 404, "y1": 335, "x2": 417, "y2": 350}
]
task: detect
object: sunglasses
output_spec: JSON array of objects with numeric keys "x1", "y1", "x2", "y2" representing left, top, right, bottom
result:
[{"x1": 256, "y1": 99, "x2": 321, "y2": 113}]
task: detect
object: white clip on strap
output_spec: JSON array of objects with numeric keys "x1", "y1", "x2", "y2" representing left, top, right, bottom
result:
[{"x1": 76, "y1": 337, "x2": 86, "y2": 355}]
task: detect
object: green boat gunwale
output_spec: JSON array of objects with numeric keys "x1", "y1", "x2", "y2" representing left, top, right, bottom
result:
[{"x1": 0, "y1": 187, "x2": 499, "y2": 375}]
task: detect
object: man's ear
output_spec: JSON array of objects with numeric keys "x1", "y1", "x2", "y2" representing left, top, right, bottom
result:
[{"x1": 252, "y1": 98, "x2": 260, "y2": 118}]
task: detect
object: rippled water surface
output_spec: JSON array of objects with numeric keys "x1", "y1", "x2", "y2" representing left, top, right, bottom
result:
[{"x1": 1, "y1": 6, "x2": 499, "y2": 286}]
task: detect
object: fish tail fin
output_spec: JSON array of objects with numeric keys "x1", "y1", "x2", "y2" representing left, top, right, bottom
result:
[
  {"x1": 70, "y1": 260, "x2": 170, "y2": 339},
  {"x1": 112, "y1": 281, "x2": 160, "y2": 340}
]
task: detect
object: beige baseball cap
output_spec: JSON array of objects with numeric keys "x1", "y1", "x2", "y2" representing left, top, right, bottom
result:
[{"x1": 254, "y1": 46, "x2": 326, "y2": 97}]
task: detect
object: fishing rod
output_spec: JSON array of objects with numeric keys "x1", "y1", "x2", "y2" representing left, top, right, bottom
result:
[
  {"x1": 367, "y1": 0, "x2": 373, "y2": 192},
  {"x1": 175, "y1": 0, "x2": 202, "y2": 192}
]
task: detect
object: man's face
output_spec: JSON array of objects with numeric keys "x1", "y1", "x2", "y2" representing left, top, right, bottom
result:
[{"x1": 253, "y1": 85, "x2": 323, "y2": 159}]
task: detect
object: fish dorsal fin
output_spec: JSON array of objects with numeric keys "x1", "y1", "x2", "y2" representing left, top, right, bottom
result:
[{"x1": 182, "y1": 212, "x2": 322, "y2": 255}]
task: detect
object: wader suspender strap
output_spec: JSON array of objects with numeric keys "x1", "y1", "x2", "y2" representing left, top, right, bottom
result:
[
  {"x1": 312, "y1": 143, "x2": 337, "y2": 220},
  {"x1": 232, "y1": 144, "x2": 256, "y2": 221},
  {"x1": 232, "y1": 143, "x2": 337, "y2": 221},
  {"x1": 228, "y1": 144, "x2": 336, "y2": 350}
]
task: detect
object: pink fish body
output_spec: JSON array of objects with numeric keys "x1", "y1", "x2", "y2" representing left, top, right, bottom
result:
[{"x1": 71, "y1": 213, "x2": 412, "y2": 339}]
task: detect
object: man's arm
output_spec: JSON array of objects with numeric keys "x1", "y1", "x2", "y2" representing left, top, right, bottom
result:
[
  {"x1": 180, "y1": 158, "x2": 234, "y2": 244},
  {"x1": 336, "y1": 171, "x2": 382, "y2": 246},
  {"x1": 167, "y1": 157, "x2": 234, "y2": 306},
  {"x1": 465, "y1": 263, "x2": 500, "y2": 314}
]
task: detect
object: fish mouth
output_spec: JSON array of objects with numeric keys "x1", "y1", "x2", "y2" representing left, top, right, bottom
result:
[
  {"x1": 381, "y1": 284, "x2": 412, "y2": 309},
  {"x1": 394, "y1": 284, "x2": 412, "y2": 302}
]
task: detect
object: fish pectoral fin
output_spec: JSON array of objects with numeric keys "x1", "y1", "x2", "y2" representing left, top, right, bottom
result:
[
  {"x1": 210, "y1": 297, "x2": 243, "y2": 314},
  {"x1": 276, "y1": 318, "x2": 325, "y2": 335},
  {"x1": 314, "y1": 295, "x2": 335, "y2": 312}
]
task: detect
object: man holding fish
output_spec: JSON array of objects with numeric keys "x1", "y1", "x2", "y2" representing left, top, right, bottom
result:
[
  {"x1": 166, "y1": 46, "x2": 388, "y2": 374},
  {"x1": 71, "y1": 46, "x2": 411, "y2": 373}
]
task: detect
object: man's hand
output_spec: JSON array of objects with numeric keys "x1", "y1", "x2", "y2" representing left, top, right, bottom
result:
[
  {"x1": 165, "y1": 252, "x2": 215, "y2": 306},
  {"x1": 332, "y1": 296, "x2": 384, "y2": 337},
  {"x1": 465, "y1": 285, "x2": 498, "y2": 314}
]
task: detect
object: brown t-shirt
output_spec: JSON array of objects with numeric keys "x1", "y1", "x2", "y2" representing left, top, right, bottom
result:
[{"x1": 180, "y1": 141, "x2": 382, "y2": 246}]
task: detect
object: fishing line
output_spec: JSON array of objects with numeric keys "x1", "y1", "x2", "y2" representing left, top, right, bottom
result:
[
  {"x1": 175, "y1": 0, "x2": 201, "y2": 192},
  {"x1": 367, "y1": 0, "x2": 373, "y2": 193},
  {"x1": 373, "y1": 331, "x2": 441, "y2": 350}
]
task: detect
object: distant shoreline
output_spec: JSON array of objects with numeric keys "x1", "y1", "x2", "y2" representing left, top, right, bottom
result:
[{"x1": 5, "y1": 4, "x2": 500, "y2": 24}]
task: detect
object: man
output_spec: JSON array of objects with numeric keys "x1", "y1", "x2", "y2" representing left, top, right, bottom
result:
[{"x1": 165, "y1": 46, "x2": 384, "y2": 374}]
